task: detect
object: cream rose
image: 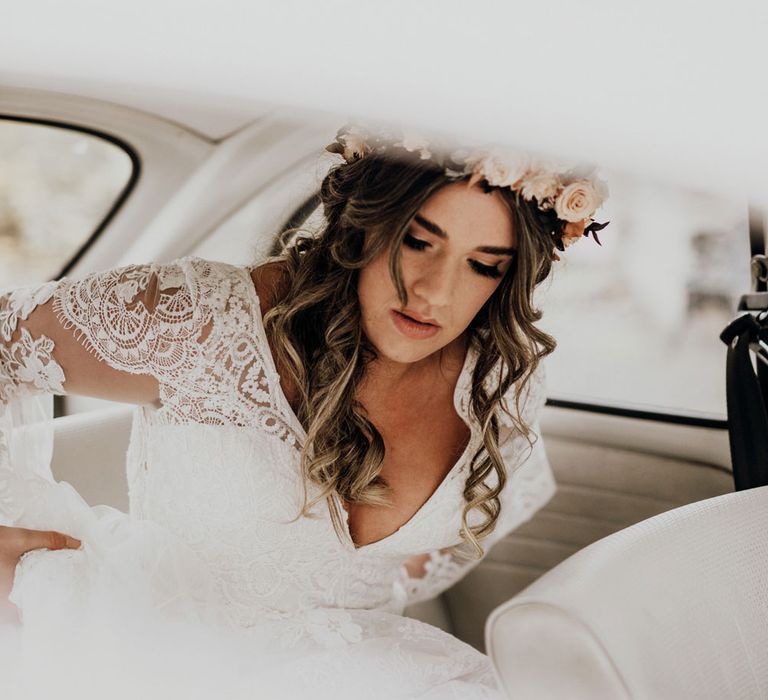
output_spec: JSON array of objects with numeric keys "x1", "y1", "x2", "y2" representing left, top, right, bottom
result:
[
  {"x1": 554, "y1": 180, "x2": 603, "y2": 222},
  {"x1": 395, "y1": 131, "x2": 432, "y2": 160},
  {"x1": 519, "y1": 171, "x2": 561, "y2": 207},
  {"x1": 471, "y1": 153, "x2": 528, "y2": 188}
]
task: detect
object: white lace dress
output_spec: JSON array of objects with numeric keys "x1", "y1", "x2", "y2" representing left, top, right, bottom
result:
[{"x1": 0, "y1": 257, "x2": 555, "y2": 700}]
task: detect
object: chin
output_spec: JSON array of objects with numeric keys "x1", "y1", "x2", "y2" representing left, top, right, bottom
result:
[{"x1": 369, "y1": 333, "x2": 442, "y2": 365}]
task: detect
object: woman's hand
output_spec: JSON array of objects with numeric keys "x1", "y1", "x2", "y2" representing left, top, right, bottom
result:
[{"x1": 0, "y1": 525, "x2": 81, "y2": 623}]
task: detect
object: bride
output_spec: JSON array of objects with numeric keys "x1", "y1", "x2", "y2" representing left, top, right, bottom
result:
[{"x1": 0, "y1": 124, "x2": 608, "y2": 699}]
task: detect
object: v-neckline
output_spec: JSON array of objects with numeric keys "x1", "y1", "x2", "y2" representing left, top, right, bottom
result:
[{"x1": 244, "y1": 265, "x2": 479, "y2": 553}]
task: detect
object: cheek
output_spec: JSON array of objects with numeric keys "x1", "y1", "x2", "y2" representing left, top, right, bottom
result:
[
  {"x1": 454, "y1": 277, "x2": 503, "y2": 328},
  {"x1": 357, "y1": 252, "x2": 396, "y2": 320},
  {"x1": 395, "y1": 247, "x2": 420, "y2": 283}
]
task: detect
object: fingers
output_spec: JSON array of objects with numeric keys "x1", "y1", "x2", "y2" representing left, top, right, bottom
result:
[
  {"x1": 21, "y1": 529, "x2": 81, "y2": 555},
  {"x1": 41, "y1": 531, "x2": 82, "y2": 552}
]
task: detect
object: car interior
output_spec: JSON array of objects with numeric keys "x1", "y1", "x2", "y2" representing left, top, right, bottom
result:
[{"x1": 2, "y1": 78, "x2": 767, "y2": 698}]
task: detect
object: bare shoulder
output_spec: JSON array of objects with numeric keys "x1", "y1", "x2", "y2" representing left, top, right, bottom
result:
[{"x1": 249, "y1": 259, "x2": 291, "y2": 315}]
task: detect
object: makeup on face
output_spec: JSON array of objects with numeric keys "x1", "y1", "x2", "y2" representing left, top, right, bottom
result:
[{"x1": 357, "y1": 182, "x2": 516, "y2": 365}]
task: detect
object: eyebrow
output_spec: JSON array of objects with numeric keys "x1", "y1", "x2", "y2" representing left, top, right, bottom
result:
[{"x1": 413, "y1": 213, "x2": 517, "y2": 256}]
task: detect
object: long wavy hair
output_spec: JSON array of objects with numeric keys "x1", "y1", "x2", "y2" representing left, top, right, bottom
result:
[{"x1": 263, "y1": 152, "x2": 558, "y2": 557}]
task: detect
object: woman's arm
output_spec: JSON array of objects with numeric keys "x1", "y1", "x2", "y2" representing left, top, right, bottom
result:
[
  {"x1": 0, "y1": 261, "x2": 216, "y2": 407},
  {"x1": 0, "y1": 259, "x2": 218, "y2": 614}
]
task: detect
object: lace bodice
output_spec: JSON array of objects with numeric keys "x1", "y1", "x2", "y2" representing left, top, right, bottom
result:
[{"x1": 0, "y1": 257, "x2": 555, "y2": 625}]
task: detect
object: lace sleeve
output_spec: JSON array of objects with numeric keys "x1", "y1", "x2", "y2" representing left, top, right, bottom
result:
[
  {"x1": 398, "y1": 362, "x2": 555, "y2": 606},
  {"x1": 0, "y1": 257, "x2": 223, "y2": 409},
  {"x1": 0, "y1": 279, "x2": 65, "y2": 405},
  {"x1": 0, "y1": 260, "x2": 188, "y2": 525},
  {"x1": 0, "y1": 257, "x2": 267, "y2": 529}
]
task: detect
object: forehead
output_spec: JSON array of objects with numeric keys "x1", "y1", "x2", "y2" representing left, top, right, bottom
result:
[{"x1": 419, "y1": 182, "x2": 515, "y2": 246}]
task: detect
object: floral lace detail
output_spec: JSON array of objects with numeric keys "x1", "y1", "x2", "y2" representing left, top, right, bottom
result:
[
  {"x1": 0, "y1": 329, "x2": 65, "y2": 403},
  {"x1": 0, "y1": 282, "x2": 63, "y2": 404},
  {"x1": 0, "y1": 280, "x2": 58, "y2": 342},
  {"x1": 397, "y1": 549, "x2": 480, "y2": 606},
  {"x1": 45, "y1": 257, "x2": 299, "y2": 444}
]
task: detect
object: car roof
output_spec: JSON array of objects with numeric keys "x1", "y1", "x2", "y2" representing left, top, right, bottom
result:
[{"x1": 1, "y1": 2, "x2": 767, "y2": 203}]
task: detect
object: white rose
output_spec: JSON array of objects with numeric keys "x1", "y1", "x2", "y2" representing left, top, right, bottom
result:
[
  {"x1": 519, "y1": 171, "x2": 561, "y2": 207},
  {"x1": 339, "y1": 128, "x2": 368, "y2": 161},
  {"x1": 395, "y1": 131, "x2": 432, "y2": 160},
  {"x1": 472, "y1": 153, "x2": 528, "y2": 188},
  {"x1": 554, "y1": 180, "x2": 603, "y2": 222}
]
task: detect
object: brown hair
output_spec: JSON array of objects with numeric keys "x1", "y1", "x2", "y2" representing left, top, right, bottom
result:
[{"x1": 263, "y1": 152, "x2": 557, "y2": 557}]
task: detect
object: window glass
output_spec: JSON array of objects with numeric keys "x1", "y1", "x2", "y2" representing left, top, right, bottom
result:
[
  {"x1": 0, "y1": 120, "x2": 133, "y2": 286},
  {"x1": 535, "y1": 171, "x2": 751, "y2": 417}
]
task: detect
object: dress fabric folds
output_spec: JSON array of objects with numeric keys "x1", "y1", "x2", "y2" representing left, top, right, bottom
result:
[{"x1": 0, "y1": 257, "x2": 556, "y2": 699}]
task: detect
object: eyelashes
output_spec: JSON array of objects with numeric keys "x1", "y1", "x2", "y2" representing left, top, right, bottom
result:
[
  {"x1": 402, "y1": 233, "x2": 430, "y2": 252},
  {"x1": 468, "y1": 259, "x2": 503, "y2": 279},
  {"x1": 402, "y1": 233, "x2": 502, "y2": 279}
]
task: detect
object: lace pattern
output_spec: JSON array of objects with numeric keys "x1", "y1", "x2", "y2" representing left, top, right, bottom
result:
[
  {"x1": 0, "y1": 281, "x2": 62, "y2": 403},
  {"x1": 0, "y1": 256, "x2": 555, "y2": 618},
  {"x1": 49, "y1": 258, "x2": 300, "y2": 443}
]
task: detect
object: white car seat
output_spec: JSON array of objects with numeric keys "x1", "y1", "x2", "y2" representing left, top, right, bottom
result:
[{"x1": 486, "y1": 485, "x2": 768, "y2": 700}]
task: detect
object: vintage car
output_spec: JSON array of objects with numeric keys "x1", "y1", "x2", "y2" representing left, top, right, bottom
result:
[{"x1": 1, "y1": 3, "x2": 767, "y2": 698}]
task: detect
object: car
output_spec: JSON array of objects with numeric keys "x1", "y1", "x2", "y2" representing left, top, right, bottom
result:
[{"x1": 2, "y1": 3, "x2": 767, "y2": 697}]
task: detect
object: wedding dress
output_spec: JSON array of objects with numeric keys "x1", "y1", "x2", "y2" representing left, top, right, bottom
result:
[{"x1": 0, "y1": 256, "x2": 555, "y2": 700}]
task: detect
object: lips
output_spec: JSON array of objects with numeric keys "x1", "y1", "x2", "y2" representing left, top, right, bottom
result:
[
  {"x1": 398, "y1": 309, "x2": 438, "y2": 326},
  {"x1": 390, "y1": 309, "x2": 441, "y2": 340}
]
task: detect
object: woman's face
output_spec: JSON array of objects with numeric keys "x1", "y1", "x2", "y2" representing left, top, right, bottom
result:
[{"x1": 358, "y1": 181, "x2": 517, "y2": 366}]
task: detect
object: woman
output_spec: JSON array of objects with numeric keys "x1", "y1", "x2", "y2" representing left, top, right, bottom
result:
[{"x1": 0, "y1": 124, "x2": 608, "y2": 699}]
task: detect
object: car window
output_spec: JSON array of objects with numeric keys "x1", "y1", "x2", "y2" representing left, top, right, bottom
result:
[
  {"x1": 536, "y1": 169, "x2": 751, "y2": 418},
  {"x1": 0, "y1": 119, "x2": 134, "y2": 286}
]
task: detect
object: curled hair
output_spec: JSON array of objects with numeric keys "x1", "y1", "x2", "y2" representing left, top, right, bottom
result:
[{"x1": 263, "y1": 152, "x2": 557, "y2": 557}]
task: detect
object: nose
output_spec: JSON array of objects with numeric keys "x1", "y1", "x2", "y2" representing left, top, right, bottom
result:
[{"x1": 408, "y1": 256, "x2": 455, "y2": 311}]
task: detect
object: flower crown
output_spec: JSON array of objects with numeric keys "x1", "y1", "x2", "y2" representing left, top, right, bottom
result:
[{"x1": 326, "y1": 124, "x2": 610, "y2": 261}]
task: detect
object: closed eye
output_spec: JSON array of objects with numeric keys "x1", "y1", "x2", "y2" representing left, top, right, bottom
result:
[
  {"x1": 403, "y1": 233, "x2": 430, "y2": 251},
  {"x1": 404, "y1": 233, "x2": 503, "y2": 279},
  {"x1": 469, "y1": 260, "x2": 502, "y2": 278}
]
